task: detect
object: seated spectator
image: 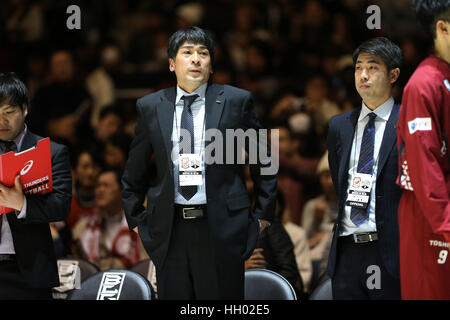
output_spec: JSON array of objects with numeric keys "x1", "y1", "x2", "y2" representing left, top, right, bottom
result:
[
  {"x1": 85, "y1": 44, "x2": 118, "y2": 128},
  {"x1": 50, "y1": 221, "x2": 72, "y2": 259},
  {"x1": 28, "y1": 50, "x2": 92, "y2": 147},
  {"x1": 270, "y1": 75, "x2": 340, "y2": 157},
  {"x1": 271, "y1": 125, "x2": 319, "y2": 225},
  {"x1": 245, "y1": 170, "x2": 305, "y2": 298},
  {"x1": 94, "y1": 103, "x2": 126, "y2": 143},
  {"x1": 104, "y1": 133, "x2": 132, "y2": 170},
  {"x1": 245, "y1": 216, "x2": 305, "y2": 299},
  {"x1": 302, "y1": 151, "x2": 338, "y2": 250},
  {"x1": 238, "y1": 39, "x2": 280, "y2": 118},
  {"x1": 301, "y1": 151, "x2": 337, "y2": 290},
  {"x1": 51, "y1": 146, "x2": 103, "y2": 258},
  {"x1": 270, "y1": 94, "x2": 321, "y2": 158},
  {"x1": 66, "y1": 146, "x2": 103, "y2": 230},
  {"x1": 5, "y1": 0, "x2": 44, "y2": 44},
  {"x1": 72, "y1": 169, "x2": 148, "y2": 270},
  {"x1": 278, "y1": 192, "x2": 313, "y2": 294}
]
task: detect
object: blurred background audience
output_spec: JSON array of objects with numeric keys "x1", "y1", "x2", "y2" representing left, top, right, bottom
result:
[
  {"x1": 72, "y1": 168, "x2": 148, "y2": 270},
  {"x1": 0, "y1": 0, "x2": 430, "y2": 295}
]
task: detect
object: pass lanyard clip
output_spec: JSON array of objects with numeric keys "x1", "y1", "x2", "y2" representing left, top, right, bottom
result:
[
  {"x1": 174, "y1": 100, "x2": 206, "y2": 157},
  {"x1": 346, "y1": 118, "x2": 380, "y2": 209},
  {"x1": 174, "y1": 101, "x2": 205, "y2": 187}
]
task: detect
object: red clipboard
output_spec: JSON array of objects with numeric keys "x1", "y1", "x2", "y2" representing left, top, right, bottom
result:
[{"x1": 0, "y1": 137, "x2": 53, "y2": 214}]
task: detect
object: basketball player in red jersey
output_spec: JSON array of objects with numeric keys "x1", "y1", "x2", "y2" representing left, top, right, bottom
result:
[{"x1": 396, "y1": 0, "x2": 450, "y2": 300}]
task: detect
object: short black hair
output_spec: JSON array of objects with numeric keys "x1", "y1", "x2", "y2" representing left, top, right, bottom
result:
[
  {"x1": 99, "y1": 103, "x2": 126, "y2": 122},
  {"x1": 71, "y1": 144, "x2": 105, "y2": 170},
  {"x1": 0, "y1": 72, "x2": 29, "y2": 109},
  {"x1": 167, "y1": 26, "x2": 215, "y2": 63},
  {"x1": 107, "y1": 133, "x2": 132, "y2": 156},
  {"x1": 99, "y1": 167, "x2": 124, "y2": 188},
  {"x1": 414, "y1": 0, "x2": 450, "y2": 39},
  {"x1": 353, "y1": 37, "x2": 402, "y2": 72}
]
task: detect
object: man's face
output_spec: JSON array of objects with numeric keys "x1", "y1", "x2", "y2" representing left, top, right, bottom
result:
[
  {"x1": 76, "y1": 152, "x2": 100, "y2": 189},
  {"x1": 0, "y1": 104, "x2": 27, "y2": 141},
  {"x1": 354, "y1": 53, "x2": 398, "y2": 109},
  {"x1": 104, "y1": 143, "x2": 126, "y2": 169},
  {"x1": 169, "y1": 41, "x2": 213, "y2": 92},
  {"x1": 50, "y1": 51, "x2": 74, "y2": 82},
  {"x1": 96, "y1": 114, "x2": 122, "y2": 142},
  {"x1": 305, "y1": 77, "x2": 327, "y2": 101},
  {"x1": 272, "y1": 127, "x2": 293, "y2": 158},
  {"x1": 95, "y1": 172, "x2": 121, "y2": 212}
]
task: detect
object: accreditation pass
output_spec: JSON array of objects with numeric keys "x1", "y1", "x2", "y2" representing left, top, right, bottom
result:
[
  {"x1": 179, "y1": 154, "x2": 202, "y2": 186},
  {"x1": 346, "y1": 172, "x2": 372, "y2": 209}
]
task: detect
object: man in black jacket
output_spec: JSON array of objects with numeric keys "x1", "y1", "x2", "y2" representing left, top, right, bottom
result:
[
  {"x1": 122, "y1": 27, "x2": 277, "y2": 299},
  {"x1": 0, "y1": 72, "x2": 72, "y2": 299}
]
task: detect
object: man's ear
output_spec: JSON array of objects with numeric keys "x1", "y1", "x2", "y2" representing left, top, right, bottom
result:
[
  {"x1": 23, "y1": 105, "x2": 28, "y2": 117},
  {"x1": 436, "y1": 20, "x2": 449, "y2": 37},
  {"x1": 390, "y1": 68, "x2": 400, "y2": 84},
  {"x1": 169, "y1": 58, "x2": 175, "y2": 72}
]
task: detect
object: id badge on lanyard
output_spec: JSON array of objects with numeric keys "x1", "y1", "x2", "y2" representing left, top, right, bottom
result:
[
  {"x1": 179, "y1": 153, "x2": 202, "y2": 186},
  {"x1": 345, "y1": 172, "x2": 373, "y2": 209},
  {"x1": 174, "y1": 101, "x2": 205, "y2": 187},
  {"x1": 345, "y1": 118, "x2": 377, "y2": 209}
]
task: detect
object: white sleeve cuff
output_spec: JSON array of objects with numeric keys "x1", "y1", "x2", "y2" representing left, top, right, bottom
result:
[{"x1": 16, "y1": 197, "x2": 27, "y2": 219}]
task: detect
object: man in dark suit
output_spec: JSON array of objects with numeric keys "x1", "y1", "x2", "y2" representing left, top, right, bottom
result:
[
  {"x1": 122, "y1": 26, "x2": 277, "y2": 299},
  {"x1": 326, "y1": 38, "x2": 402, "y2": 299},
  {"x1": 0, "y1": 72, "x2": 72, "y2": 299}
]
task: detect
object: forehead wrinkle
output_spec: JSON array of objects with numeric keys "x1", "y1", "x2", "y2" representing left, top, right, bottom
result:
[
  {"x1": 356, "y1": 59, "x2": 381, "y2": 64},
  {"x1": 356, "y1": 53, "x2": 383, "y2": 64},
  {"x1": 0, "y1": 104, "x2": 17, "y2": 111},
  {"x1": 180, "y1": 43, "x2": 208, "y2": 50}
]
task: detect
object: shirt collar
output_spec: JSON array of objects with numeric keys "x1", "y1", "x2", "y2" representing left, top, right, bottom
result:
[
  {"x1": 1, "y1": 124, "x2": 27, "y2": 152},
  {"x1": 175, "y1": 82, "x2": 207, "y2": 105},
  {"x1": 13, "y1": 124, "x2": 28, "y2": 151},
  {"x1": 359, "y1": 96, "x2": 394, "y2": 122}
]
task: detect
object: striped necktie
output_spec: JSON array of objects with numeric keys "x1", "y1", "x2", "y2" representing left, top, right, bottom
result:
[
  {"x1": 178, "y1": 94, "x2": 199, "y2": 201},
  {"x1": 350, "y1": 112, "x2": 376, "y2": 226}
]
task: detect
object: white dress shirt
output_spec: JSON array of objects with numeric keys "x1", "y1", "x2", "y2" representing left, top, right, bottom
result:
[
  {"x1": 340, "y1": 97, "x2": 394, "y2": 236},
  {"x1": 0, "y1": 125, "x2": 28, "y2": 254},
  {"x1": 172, "y1": 83, "x2": 207, "y2": 205}
]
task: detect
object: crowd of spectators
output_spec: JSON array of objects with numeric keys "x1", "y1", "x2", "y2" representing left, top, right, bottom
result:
[{"x1": 0, "y1": 0, "x2": 433, "y2": 297}]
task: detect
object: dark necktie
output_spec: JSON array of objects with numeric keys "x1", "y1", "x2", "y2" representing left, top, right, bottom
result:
[
  {"x1": 350, "y1": 112, "x2": 376, "y2": 226},
  {"x1": 1, "y1": 141, "x2": 15, "y2": 153},
  {"x1": 179, "y1": 94, "x2": 199, "y2": 201},
  {"x1": 0, "y1": 140, "x2": 16, "y2": 243}
]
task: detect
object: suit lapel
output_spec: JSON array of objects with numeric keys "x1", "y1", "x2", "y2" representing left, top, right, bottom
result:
[
  {"x1": 376, "y1": 103, "x2": 399, "y2": 178},
  {"x1": 19, "y1": 130, "x2": 38, "y2": 152},
  {"x1": 156, "y1": 84, "x2": 225, "y2": 175},
  {"x1": 156, "y1": 87, "x2": 176, "y2": 170},
  {"x1": 204, "y1": 84, "x2": 224, "y2": 177},
  {"x1": 205, "y1": 83, "x2": 225, "y2": 132},
  {"x1": 338, "y1": 108, "x2": 360, "y2": 189}
]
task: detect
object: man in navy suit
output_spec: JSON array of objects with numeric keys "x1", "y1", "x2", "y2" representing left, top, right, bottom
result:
[{"x1": 326, "y1": 37, "x2": 402, "y2": 299}]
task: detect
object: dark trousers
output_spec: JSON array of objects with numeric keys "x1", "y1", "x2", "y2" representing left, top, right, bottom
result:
[
  {"x1": 156, "y1": 214, "x2": 221, "y2": 300},
  {"x1": 332, "y1": 236, "x2": 401, "y2": 300},
  {"x1": 0, "y1": 260, "x2": 52, "y2": 300}
]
